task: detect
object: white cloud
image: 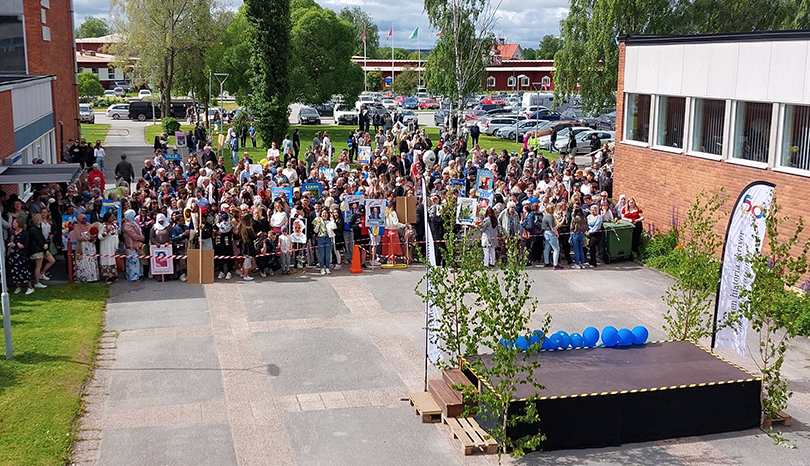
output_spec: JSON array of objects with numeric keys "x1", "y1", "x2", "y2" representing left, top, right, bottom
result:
[{"x1": 73, "y1": 0, "x2": 567, "y2": 48}]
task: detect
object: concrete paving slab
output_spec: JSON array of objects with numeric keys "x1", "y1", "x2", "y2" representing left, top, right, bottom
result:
[
  {"x1": 108, "y1": 279, "x2": 207, "y2": 303},
  {"x1": 240, "y1": 279, "x2": 350, "y2": 322},
  {"x1": 107, "y1": 336, "x2": 223, "y2": 410},
  {"x1": 97, "y1": 421, "x2": 237, "y2": 466},
  {"x1": 106, "y1": 297, "x2": 210, "y2": 330},
  {"x1": 359, "y1": 270, "x2": 425, "y2": 313},
  {"x1": 253, "y1": 327, "x2": 403, "y2": 395},
  {"x1": 513, "y1": 441, "x2": 683, "y2": 465},
  {"x1": 281, "y1": 405, "x2": 463, "y2": 466}
]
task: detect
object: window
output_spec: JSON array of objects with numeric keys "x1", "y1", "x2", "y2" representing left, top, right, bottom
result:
[
  {"x1": 0, "y1": 16, "x2": 26, "y2": 72},
  {"x1": 519, "y1": 76, "x2": 530, "y2": 87},
  {"x1": 486, "y1": 76, "x2": 496, "y2": 88},
  {"x1": 691, "y1": 99, "x2": 725, "y2": 156},
  {"x1": 781, "y1": 104, "x2": 810, "y2": 171},
  {"x1": 42, "y1": 26, "x2": 50, "y2": 41},
  {"x1": 507, "y1": 76, "x2": 516, "y2": 87},
  {"x1": 655, "y1": 96, "x2": 686, "y2": 148},
  {"x1": 625, "y1": 93, "x2": 651, "y2": 143},
  {"x1": 733, "y1": 102, "x2": 771, "y2": 162},
  {"x1": 108, "y1": 68, "x2": 116, "y2": 80}
]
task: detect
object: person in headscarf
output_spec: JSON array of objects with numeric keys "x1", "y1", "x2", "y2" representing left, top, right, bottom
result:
[
  {"x1": 150, "y1": 213, "x2": 172, "y2": 280},
  {"x1": 122, "y1": 209, "x2": 144, "y2": 281},
  {"x1": 72, "y1": 213, "x2": 99, "y2": 282}
]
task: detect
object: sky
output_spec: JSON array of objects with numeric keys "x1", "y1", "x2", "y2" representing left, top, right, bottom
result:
[{"x1": 72, "y1": 0, "x2": 568, "y2": 49}]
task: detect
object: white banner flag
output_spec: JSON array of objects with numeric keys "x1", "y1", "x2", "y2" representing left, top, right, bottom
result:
[
  {"x1": 422, "y1": 177, "x2": 442, "y2": 364},
  {"x1": 713, "y1": 182, "x2": 775, "y2": 356}
]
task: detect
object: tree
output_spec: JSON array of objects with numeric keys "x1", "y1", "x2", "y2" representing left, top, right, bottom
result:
[
  {"x1": 245, "y1": 0, "x2": 292, "y2": 147},
  {"x1": 662, "y1": 190, "x2": 727, "y2": 341},
  {"x1": 392, "y1": 66, "x2": 418, "y2": 96},
  {"x1": 290, "y1": 1, "x2": 363, "y2": 105},
  {"x1": 210, "y1": 7, "x2": 254, "y2": 103},
  {"x1": 76, "y1": 16, "x2": 110, "y2": 39},
  {"x1": 110, "y1": 0, "x2": 221, "y2": 116},
  {"x1": 366, "y1": 70, "x2": 383, "y2": 91},
  {"x1": 77, "y1": 71, "x2": 104, "y2": 99},
  {"x1": 424, "y1": 0, "x2": 498, "y2": 118},
  {"x1": 536, "y1": 34, "x2": 563, "y2": 60},
  {"x1": 337, "y1": 6, "x2": 379, "y2": 58},
  {"x1": 522, "y1": 47, "x2": 537, "y2": 60}
]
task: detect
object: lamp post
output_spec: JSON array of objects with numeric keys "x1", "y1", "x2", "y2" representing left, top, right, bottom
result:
[{"x1": 213, "y1": 73, "x2": 228, "y2": 127}]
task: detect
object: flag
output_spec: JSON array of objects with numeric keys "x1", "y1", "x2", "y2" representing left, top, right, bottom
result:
[
  {"x1": 712, "y1": 181, "x2": 775, "y2": 357},
  {"x1": 409, "y1": 27, "x2": 419, "y2": 40},
  {"x1": 422, "y1": 177, "x2": 442, "y2": 365},
  {"x1": 386, "y1": 26, "x2": 393, "y2": 40},
  {"x1": 362, "y1": 28, "x2": 366, "y2": 43}
]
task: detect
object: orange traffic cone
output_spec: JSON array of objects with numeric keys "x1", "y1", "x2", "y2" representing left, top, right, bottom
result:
[{"x1": 350, "y1": 245, "x2": 363, "y2": 274}]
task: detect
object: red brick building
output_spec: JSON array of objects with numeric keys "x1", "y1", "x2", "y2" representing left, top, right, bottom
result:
[
  {"x1": 0, "y1": 0, "x2": 80, "y2": 195},
  {"x1": 614, "y1": 32, "x2": 810, "y2": 241}
]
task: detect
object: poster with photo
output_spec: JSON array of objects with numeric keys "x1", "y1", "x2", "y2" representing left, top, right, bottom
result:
[
  {"x1": 456, "y1": 197, "x2": 477, "y2": 226},
  {"x1": 175, "y1": 131, "x2": 187, "y2": 147},
  {"x1": 319, "y1": 167, "x2": 334, "y2": 181},
  {"x1": 476, "y1": 169, "x2": 494, "y2": 193},
  {"x1": 150, "y1": 244, "x2": 174, "y2": 275},
  {"x1": 303, "y1": 182, "x2": 322, "y2": 199},
  {"x1": 358, "y1": 146, "x2": 372, "y2": 165},
  {"x1": 365, "y1": 199, "x2": 386, "y2": 228},
  {"x1": 271, "y1": 187, "x2": 293, "y2": 204},
  {"x1": 343, "y1": 195, "x2": 364, "y2": 223},
  {"x1": 249, "y1": 164, "x2": 263, "y2": 175},
  {"x1": 290, "y1": 217, "x2": 307, "y2": 243},
  {"x1": 449, "y1": 178, "x2": 466, "y2": 195},
  {"x1": 101, "y1": 200, "x2": 122, "y2": 226},
  {"x1": 477, "y1": 190, "x2": 494, "y2": 216},
  {"x1": 62, "y1": 215, "x2": 77, "y2": 249}
]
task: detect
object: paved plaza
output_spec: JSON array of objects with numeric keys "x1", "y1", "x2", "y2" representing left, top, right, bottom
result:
[{"x1": 70, "y1": 263, "x2": 810, "y2": 466}]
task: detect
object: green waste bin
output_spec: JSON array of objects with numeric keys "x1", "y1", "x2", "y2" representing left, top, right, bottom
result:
[{"x1": 601, "y1": 220, "x2": 634, "y2": 263}]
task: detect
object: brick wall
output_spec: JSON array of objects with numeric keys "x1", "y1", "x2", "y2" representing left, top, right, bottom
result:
[
  {"x1": 0, "y1": 91, "x2": 15, "y2": 159},
  {"x1": 24, "y1": 0, "x2": 79, "y2": 159},
  {"x1": 613, "y1": 42, "x2": 810, "y2": 253}
]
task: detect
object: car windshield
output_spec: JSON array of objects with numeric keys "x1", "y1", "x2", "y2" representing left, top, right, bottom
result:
[
  {"x1": 577, "y1": 132, "x2": 595, "y2": 141},
  {"x1": 402, "y1": 110, "x2": 415, "y2": 115},
  {"x1": 301, "y1": 108, "x2": 318, "y2": 116}
]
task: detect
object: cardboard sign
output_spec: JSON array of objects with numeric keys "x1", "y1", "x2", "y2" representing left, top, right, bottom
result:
[
  {"x1": 164, "y1": 152, "x2": 181, "y2": 162},
  {"x1": 101, "y1": 200, "x2": 121, "y2": 226},
  {"x1": 456, "y1": 197, "x2": 477, "y2": 226},
  {"x1": 303, "y1": 182, "x2": 322, "y2": 199},
  {"x1": 476, "y1": 169, "x2": 494, "y2": 192},
  {"x1": 319, "y1": 167, "x2": 334, "y2": 181},
  {"x1": 271, "y1": 187, "x2": 293, "y2": 204},
  {"x1": 175, "y1": 131, "x2": 187, "y2": 147},
  {"x1": 249, "y1": 164, "x2": 263, "y2": 175},
  {"x1": 365, "y1": 199, "x2": 386, "y2": 228},
  {"x1": 150, "y1": 244, "x2": 174, "y2": 275},
  {"x1": 358, "y1": 145, "x2": 372, "y2": 165},
  {"x1": 62, "y1": 215, "x2": 77, "y2": 249},
  {"x1": 396, "y1": 196, "x2": 417, "y2": 224}
]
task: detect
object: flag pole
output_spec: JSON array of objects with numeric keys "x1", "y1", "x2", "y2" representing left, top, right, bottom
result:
[
  {"x1": 363, "y1": 28, "x2": 367, "y2": 91},
  {"x1": 418, "y1": 25, "x2": 421, "y2": 86},
  {"x1": 391, "y1": 24, "x2": 395, "y2": 91}
]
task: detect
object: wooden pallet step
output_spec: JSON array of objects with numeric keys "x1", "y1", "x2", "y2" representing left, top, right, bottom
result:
[
  {"x1": 443, "y1": 416, "x2": 499, "y2": 455},
  {"x1": 428, "y1": 379, "x2": 464, "y2": 418},
  {"x1": 762, "y1": 411, "x2": 793, "y2": 429},
  {"x1": 409, "y1": 392, "x2": 442, "y2": 423},
  {"x1": 442, "y1": 368, "x2": 478, "y2": 407}
]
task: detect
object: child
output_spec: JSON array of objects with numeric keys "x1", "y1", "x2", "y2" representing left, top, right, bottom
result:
[
  {"x1": 279, "y1": 226, "x2": 292, "y2": 275},
  {"x1": 258, "y1": 230, "x2": 281, "y2": 277}
]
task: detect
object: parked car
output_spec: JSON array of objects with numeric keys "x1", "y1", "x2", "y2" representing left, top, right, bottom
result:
[
  {"x1": 113, "y1": 86, "x2": 126, "y2": 97},
  {"x1": 382, "y1": 99, "x2": 398, "y2": 111},
  {"x1": 418, "y1": 98, "x2": 439, "y2": 110},
  {"x1": 463, "y1": 109, "x2": 488, "y2": 126},
  {"x1": 557, "y1": 130, "x2": 615, "y2": 157},
  {"x1": 402, "y1": 97, "x2": 418, "y2": 110},
  {"x1": 103, "y1": 90, "x2": 116, "y2": 98},
  {"x1": 560, "y1": 107, "x2": 599, "y2": 128},
  {"x1": 297, "y1": 106, "x2": 321, "y2": 125},
  {"x1": 596, "y1": 111, "x2": 617, "y2": 130},
  {"x1": 335, "y1": 105, "x2": 359, "y2": 125},
  {"x1": 129, "y1": 101, "x2": 161, "y2": 121},
  {"x1": 519, "y1": 105, "x2": 547, "y2": 116},
  {"x1": 314, "y1": 103, "x2": 334, "y2": 117},
  {"x1": 479, "y1": 116, "x2": 526, "y2": 136},
  {"x1": 79, "y1": 104, "x2": 94, "y2": 124},
  {"x1": 105, "y1": 103, "x2": 130, "y2": 120},
  {"x1": 137, "y1": 89, "x2": 153, "y2": 100},
  {"x1": 400, "y1": 109, "x2": 418, "y2": 125},
  {"x1": 114, "y1": 81, "x2": 131, "y2": 92},
  {"x1": 526, "y1": 109, "x2": 562, "y2": 121},
  {"x1": 550, "y1": 126, "x2": 592, "y2": 152},
  {"x1": 496, "y1": 120, "x2": 554, "y2": 140},
  {"x1": 473, "y1": 103, "x2": 502, "y2": 112},
  {"x1": 481, "y1": 96, "x2": 505, "y2": 106},
  {"x1": 355, "y1": 94, "x2": 375, "y2": 110}
]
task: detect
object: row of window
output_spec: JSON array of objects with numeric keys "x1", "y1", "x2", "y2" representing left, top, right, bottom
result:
[
  {"x1": 624, "y1": 93, "x2": 810, "y2": 174},
  {"x1": 486, "y1": 76, "x2": 551, "y2": 88},
  {"x1": 79, "y1": 67, "x2": 120, "y2": 80}
]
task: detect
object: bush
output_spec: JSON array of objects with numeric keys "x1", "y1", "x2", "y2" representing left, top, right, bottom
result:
[
  {"x1": 639, "y1": 228, "x2": 678, "y2": 262},
  {"x1": 162, "y1": 117, "x2": 181, "y2": 135},
  {"x1": 90, "y1": 96, "x2": 128, "y2": 107}
]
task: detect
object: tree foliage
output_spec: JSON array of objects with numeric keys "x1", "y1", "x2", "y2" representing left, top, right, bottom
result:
[
  {"x1": 76, "y1": 16, "x2": 110, "y2": 39},
  {"x1": 77, "y1": 71, "x2": 104, "y2": 98},
  {"x1": 246, "y1": 0, "x2": 292, "y2": 147},
  {"x1": 522, "y1": 47, "x2": 537, "y2": 60},
  {"x1": 337, "y1": 6, "x2": 379, "y2": 58},
  {"x1": 537, "y1": 35, "x2": 563, "y2": 60},
  {"x1": 110, "y1": 0, "x2": 221, "y2": 115},
  {"x1": 366, "y1": 70, "x2": 383, "y2": 91},
  {"x1": 392, "y1": 67, "x2": 419, "y2": 96},
  {"x1": 290, "y1": 1, "x2": 363, "y2": 105}
]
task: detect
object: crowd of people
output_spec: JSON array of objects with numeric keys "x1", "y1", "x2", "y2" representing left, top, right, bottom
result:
[{"x1": 2, "y1": 117, "x2": 644, "y2": 291}]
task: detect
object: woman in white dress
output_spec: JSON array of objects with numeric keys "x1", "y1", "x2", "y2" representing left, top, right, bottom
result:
[{"x1": 98, "y1": 211, "x2": 120, "y2": 284}]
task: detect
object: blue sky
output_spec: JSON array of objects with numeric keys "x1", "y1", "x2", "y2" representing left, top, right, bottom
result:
[{"x1": 72, "y1": 0, "x2": 568, "y2": 49}]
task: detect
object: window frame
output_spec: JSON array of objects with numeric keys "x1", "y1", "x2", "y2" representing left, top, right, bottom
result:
[
  {"x1": 622, "y1": 92, "x2": 652, "y2": 146},
  {"x1": 486, "y1": 76, "x2": 496, "y2": 88},
  {"x1": 519, "y1": 76, "x2": 530, "y2": 87},
  {"x1": 507, "y1": 76, "x2": 516, "y2": 88},
  {"x1": 728, "y1": 100, "x2": 775, "y2": 168},
  {"x1": 652, "y1": 95, "x2": 687, "y2": 153}
]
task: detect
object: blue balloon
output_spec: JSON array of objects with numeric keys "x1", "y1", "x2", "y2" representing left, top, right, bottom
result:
[
  {"x1": 550, "y1": 334, "x2": 564, "y2": 349},
  {"x1": 601, "y1": 326, "x2": 619, "y2": 347},
  {"x1": 558, "y1": 331, "x2": 571, "y2": 349},
  {"x1": 530, "y1": 330, "x2": 544, "y2": 346},
  {"x1": 515, "y1": 336, "x2": 530, "y2": 351},
  {"x1": 618, "y1": 328, "x2": 634, "y2": 346},
  {"x1": 582, "y1": 327, "x2": 600, "y2": 347},
  {"x1": 631, "y1": 326, "x2": 649, "y2": 345},
  {"x1": 542, "y1": 337, "x2": 554, "y2": 350},
  {"x1": 499, "y1": 338, "x2": 513, "y2": 349},
  {"x1": 570, "y1": 333, "x2": 584, "y2": 348}
]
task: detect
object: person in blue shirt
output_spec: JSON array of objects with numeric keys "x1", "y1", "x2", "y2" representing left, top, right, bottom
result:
[
  {"x1": 249, "y1": 123, "x2": 257, "y2": 148},
  {"x1": 585, "y1": 204, "x2": 603, "y2": 268}
]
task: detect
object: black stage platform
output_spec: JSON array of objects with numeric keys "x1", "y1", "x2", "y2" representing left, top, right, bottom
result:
[{"x1": 461, "y1": 340, "x2": 762, "y2": 451}]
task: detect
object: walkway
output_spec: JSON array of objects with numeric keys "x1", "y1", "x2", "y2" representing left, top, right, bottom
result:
[{"x1": 69, "y1": 265, "x2": 810, "y2": 466}]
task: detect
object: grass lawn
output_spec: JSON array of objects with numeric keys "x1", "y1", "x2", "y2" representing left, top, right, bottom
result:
[
  {"x1": 144, "y1": 123, "x2": 196, "y2": 147},
  {"x1": 80, "y1": 124, "x2": 110, "y2": 145},
  {"x1": 0, "y1": 283, "x2": 108, "y2": 466}
]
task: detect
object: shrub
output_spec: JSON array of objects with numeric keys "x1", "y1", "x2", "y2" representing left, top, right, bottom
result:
[
  {"x1": 91, "y1": 96, "x2": 128, "y2": 107},
  {"x1": 162, "y1": 117, "x2": 181, "y2": 135}
]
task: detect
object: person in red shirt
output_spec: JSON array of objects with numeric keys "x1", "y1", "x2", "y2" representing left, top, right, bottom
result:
[
  {"x1": 621, "y1": 197, "x2": 645, "y2": 258},
  {"x1": 87, "y1": 163, "x2": 105, "y2": 189}
]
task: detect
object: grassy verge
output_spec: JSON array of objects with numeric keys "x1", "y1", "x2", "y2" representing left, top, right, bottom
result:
[
  {"x1": 144, "y1": 124, "x2": 196, "y2": 147},
  {"x1": 0, "y1": 283, "x2": 108, "y2": 466},
  {"x1": 80, "y1": 124, "x2": 110, "y2": 145}
]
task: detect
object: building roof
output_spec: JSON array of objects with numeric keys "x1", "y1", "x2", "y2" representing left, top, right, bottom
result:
[
  {"x1": 620, "y1": 30, "x2": 810, "y2": 45},
  {"x1": 76, "y1": 51, "x2": 117, "y2": 65},
  {"x1": 495, "y1": 44, "x2": 522, "y2": 60},
  {"x1": 75, "y1": 34, "x2": 122, "y2": 44}
]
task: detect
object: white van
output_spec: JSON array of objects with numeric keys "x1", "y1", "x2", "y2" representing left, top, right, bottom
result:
[{"x1": 521, "y1": 92, "x2": 554, "y2": 110}]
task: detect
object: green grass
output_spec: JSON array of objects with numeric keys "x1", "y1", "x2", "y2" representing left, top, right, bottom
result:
[
  {"x1": 80, "y1": 124, "x2": 110, "y2": 145},
  {"x1": 145, "y1": 123, "x2": 196, "y2": 147},
  {"x1": 0, "y1": 283, "x2": 108, "y2": 466}
]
